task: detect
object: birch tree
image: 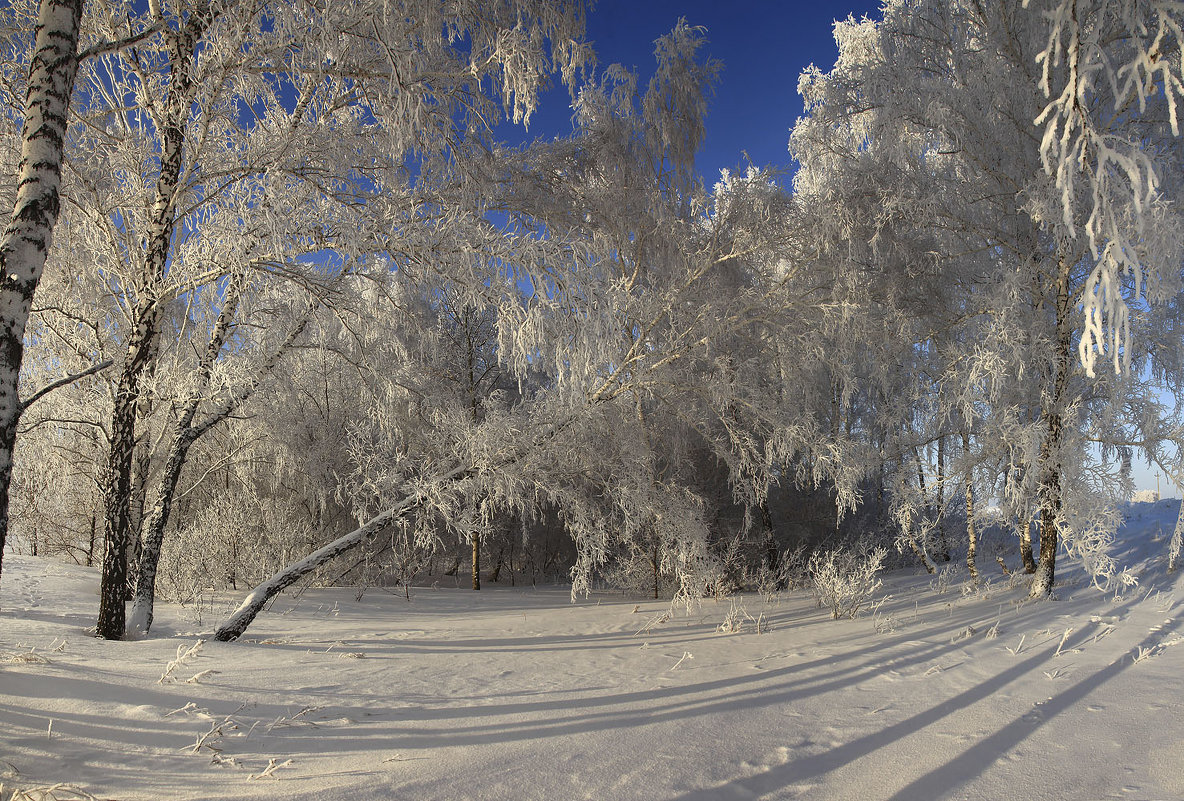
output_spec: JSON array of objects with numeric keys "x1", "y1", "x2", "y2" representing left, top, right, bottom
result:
[
  {"x1": 0, "y1": 0, "x2": 85, "y2": 588},
  {"x1": 42, "y1": 0, "x2": 588, "y2": 638},
  {"x1": 792, "y1": 0, "x2": 1184, "y2": 597},
  {"x1": 1029, "y1": 0, "x2": 1184, "y2": 376},
  {"x1": 212, "y1": 21, "x2": 847, "y2": 641}
]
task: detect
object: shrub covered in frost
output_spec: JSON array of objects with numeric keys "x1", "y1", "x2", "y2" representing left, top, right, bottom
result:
[
  {"x1": 808, "y1": 542, "x2": 888, "y2": 620},
  {"x1": 1169, "y1": 505, "x2": 1183, "y2": 573},
  {"x1": 750, "y1": 543, "x2": 810, "y2": 598}
]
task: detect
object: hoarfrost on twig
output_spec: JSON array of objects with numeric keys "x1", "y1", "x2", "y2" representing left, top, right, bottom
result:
[
  {"x1": 248, "y1": 758, "x2": 294, "y2": 781},
  {"x1": 159, "y1": 640, "x2": 205, "y2": 684},
  {"x1": 1, "y1": 783, "x2": 99, "y2": 800},
  {"x1": 186, "y1": 669, "x2": 219, "y2": 684}
]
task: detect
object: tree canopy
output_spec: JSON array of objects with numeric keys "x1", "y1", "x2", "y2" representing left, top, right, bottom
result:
[{"x1": 1, "y1": 0, "x2": 1182, "y2": 640}]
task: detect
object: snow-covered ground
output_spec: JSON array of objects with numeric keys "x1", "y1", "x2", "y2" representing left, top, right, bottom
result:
[{"x1": 3, "y1": 502, "x2": 1183, "y2": 800}]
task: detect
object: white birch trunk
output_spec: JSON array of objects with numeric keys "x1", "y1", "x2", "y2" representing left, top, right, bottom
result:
[
  {"x1": 214, "y1": 493, "x2": 423, "y2": 641},
  {"x1": 0, "y1": 0, "x2": 84, "y2": 586},
  {"x1": 128, "y1": 289, "x2": 314, "y2": 637}
]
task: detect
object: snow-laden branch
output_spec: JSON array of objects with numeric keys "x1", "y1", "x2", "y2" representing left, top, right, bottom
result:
[
  {"x1": 18, "y1": 359, "x2": 113, "y2": 415},
  {"x1": 1029, "y1": 0, "x2": 1184, "y2": 376}
]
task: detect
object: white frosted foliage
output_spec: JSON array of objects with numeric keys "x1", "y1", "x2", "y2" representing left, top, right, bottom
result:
[{"x1": 1029, "y1": 0, "x2": 1184, "y2": 376}]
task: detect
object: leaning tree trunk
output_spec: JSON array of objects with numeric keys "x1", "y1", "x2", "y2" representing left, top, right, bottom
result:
[
  {"x1": 906, "y1": 528, "x2": 936, "y2": 574},
  {"x1": 215, "y1": 392, "x2": 594, "y2": 642},
  {"x1": 0, "y1": 0, "x2": 85, "y2": 589},
  {"x1": 214, "y1": 489, "x2": 430, "y2": 641},
  {"x1": 215, "y1": 411, "x2": 570, "y2": 641}
]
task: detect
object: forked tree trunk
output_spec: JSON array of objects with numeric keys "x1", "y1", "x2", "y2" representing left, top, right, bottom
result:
[
  {"x1": 96, "y1": 16, "x2": 208, "y2": 639},
  {"x1": 0, "y1": 0, "x2": 85, "y2": 590}
]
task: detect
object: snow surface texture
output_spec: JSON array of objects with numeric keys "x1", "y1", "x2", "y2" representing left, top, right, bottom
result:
[{"x1": 2, "y1": 503, "x2": 1184, "y2": 800}]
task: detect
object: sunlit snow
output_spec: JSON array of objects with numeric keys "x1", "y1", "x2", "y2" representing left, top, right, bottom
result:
[{"x1": 3, "y1": 501, "x2": 1182, "y2": 800}]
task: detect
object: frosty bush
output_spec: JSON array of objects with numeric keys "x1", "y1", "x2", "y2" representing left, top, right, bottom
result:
[
  {"x1": 809, "y1": 543, "x2": 888, "y2": 620},
  {"x1": 716, "y1": 597, "x2": 755, "y2": 634},
  {"x1": 930, "y1": 563, "x2": 962, "y2": 595},
  {"x1": 751, "y1": 543, "x2": 810, "y2": 598},
  {"x1": 599, "y1": 545, "x2": 675, "y2": 599},
  {"x1": 709, "y1": 534, "x2": 748, "y2": 597},
  {"x1": 1169, "y1": 503, "x2": 1183, "y2": 573}
]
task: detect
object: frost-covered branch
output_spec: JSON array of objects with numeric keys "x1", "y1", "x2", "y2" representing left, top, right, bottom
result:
[
  {"x1": 1029, "y1": 0, "x2": 1184, "y2": 375},
  {"x1": 18, "y1": 359, "x2": 113, "y2": 415}
]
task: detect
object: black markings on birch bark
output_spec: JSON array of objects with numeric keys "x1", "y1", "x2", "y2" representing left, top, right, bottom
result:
[{"x1": 0, "y1": 0, "x2": 84, "y2": 589}]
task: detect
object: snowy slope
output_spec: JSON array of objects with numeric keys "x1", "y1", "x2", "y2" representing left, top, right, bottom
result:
[{"x1": 2, "y1": 502, "x2": 1183, "y2": 800}]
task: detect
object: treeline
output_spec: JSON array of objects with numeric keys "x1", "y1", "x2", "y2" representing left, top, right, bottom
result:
[{"x1": 1, "y1": 0, "x2": 1183, "y2": 640}]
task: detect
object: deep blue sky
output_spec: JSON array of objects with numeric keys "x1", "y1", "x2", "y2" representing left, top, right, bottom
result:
[
  {"x1": 516, "y1": 0, "x2": 884, "y2": 179},
  {"x1": 585, "y1": 0, "x2": 883, "y2": 177}
]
